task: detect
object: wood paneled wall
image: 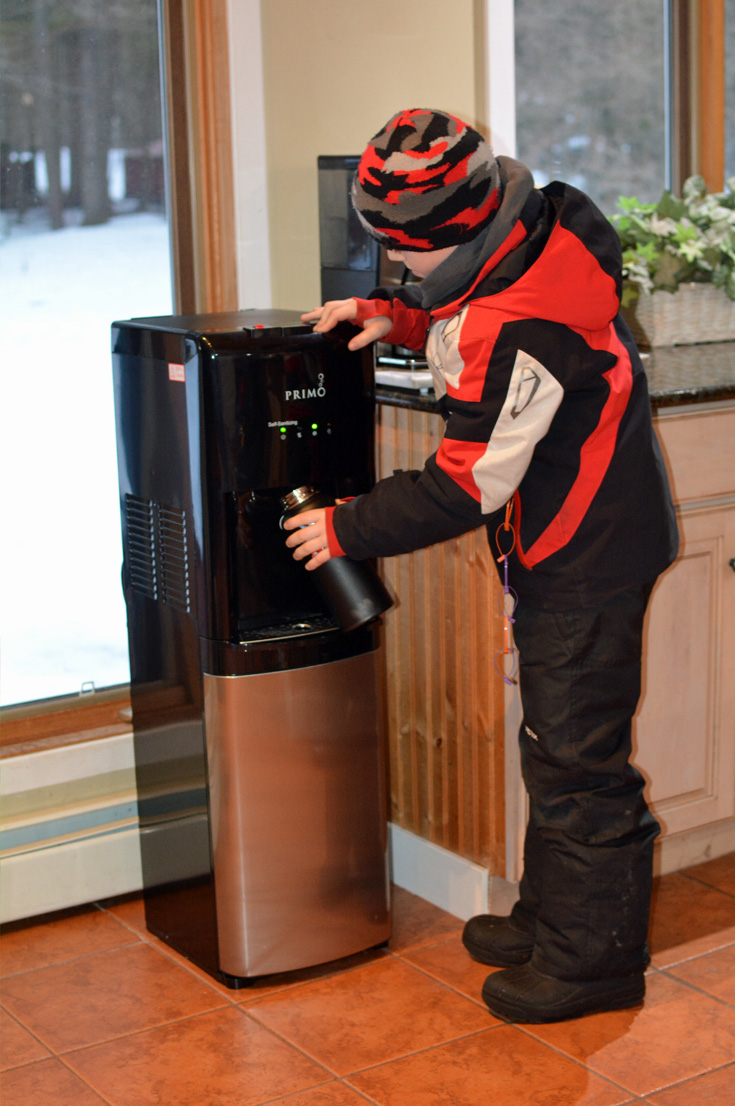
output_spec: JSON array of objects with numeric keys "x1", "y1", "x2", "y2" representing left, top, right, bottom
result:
[{"x1": 377, "y1": 404, "x2": 507, "y2": 875}]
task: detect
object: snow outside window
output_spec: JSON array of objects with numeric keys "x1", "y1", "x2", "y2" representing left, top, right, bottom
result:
[{"x1": 0, "y1": 0, "x2": 171, "y2": 706}]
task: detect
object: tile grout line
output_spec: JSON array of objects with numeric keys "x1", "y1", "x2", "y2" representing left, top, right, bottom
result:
[
  {"x1": 508, "y1": 1018, "x2": 653, "y2": 1103},
  {"x1": 2, "y1": 986, "x2": 241, "y2": 1064},
  {"x1": 386, "y1": 946, "x2": 493, "y2": 1011},
  {"x1": 0, "y1": 1002, "x2": 55, "y2": 1068},
  {"x1": 618, "y1": 1058, "x2": 735, "y2": 1104},
  {"x1": 94, "y1": 898, "x2": 356, "y2": 1006},
  {"x1": 0, "y1": 935, "x2": 147, "y2": 982},
  {"x1": 333, "y1": 1020, "x2": 651, "y2": 1103},
  {"x1": 241, "y1": 987, "x2": 511, "y2": 1084},
  {"x1": 51, "y1": 1002, "x2": 357, "y2": 1101},
  {"x1": 94, "y1": 897, "x2": 409, "y2": 1007},
  {"x1": 650, "y1": 930, "x2": 735, "y2": 969},
  {"x1": 515, "y1": 999, "x2": 735, "y2": 1103},
  {"x1": 655, "y1": 965, "x2": 735, "y2": 1010},
  {"x1": 57, "y1": 1052, "x2": 118, "y2": 1106},
  {"x1": 227, "y1": 952, "x2": 396, "y2": 1007},
  {"x1": 21, "y1": 1001, "x2": 237, "y2": 1060},
  {"x1": 2, "y1": 1052, "x2": 119, "y2": 1106},
  {"x1": 676, "y1": 872, "x2": 735, "y2": 899},
  {"x1": 334, "y1": 1025, "x2": 503, "y2": 1080},
  {"x1": 340, "y1": 1073, "x2": 418, "y2": 1106},
  {"x1": 257, "y1": 1077, "x2": 381, "y2": 1106},
  {"x1": 635, "y1": 1059, "x2": 735, "y2": 1102},
  {"x1": 233, "y1": 1003, "x2": 345, "y2": 1081}
]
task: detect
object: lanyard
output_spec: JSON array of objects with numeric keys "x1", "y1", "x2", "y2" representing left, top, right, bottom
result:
[{"x1": 494, "y1": 498, "x2": 519, "y2": 686}]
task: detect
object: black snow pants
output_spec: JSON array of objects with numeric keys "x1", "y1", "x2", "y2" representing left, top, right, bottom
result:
[{"x1": 509, "y1": 584, "x2": 660, "y2": 981}]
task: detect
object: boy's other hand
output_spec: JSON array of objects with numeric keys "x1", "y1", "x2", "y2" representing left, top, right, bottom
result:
[{"x1": 301, "y1": 299, "x2": 391, "y2": 351}]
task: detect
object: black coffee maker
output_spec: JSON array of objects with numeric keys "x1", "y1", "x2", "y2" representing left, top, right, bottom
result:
[{"x1": 112, "y1": 309, "x2": 391, "y2": 986}]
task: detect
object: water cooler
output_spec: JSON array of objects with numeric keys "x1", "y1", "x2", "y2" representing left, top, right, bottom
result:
[{"x1": 112, "y1": 309, "x2": 391, "y2": 986}]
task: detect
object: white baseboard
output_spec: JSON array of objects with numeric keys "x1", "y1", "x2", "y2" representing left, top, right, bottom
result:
[
  {"x1": 388, "y1": 822, "x2": 518, "y2": 921},
  {"x1": 387, "y1": 820, "x2": 735, "y2": 921},
  {"x1": 0, "y1": 731, "x2": 143, "y2": 924},
  {"x1": 654, "y1": 819, "x2": 735, "y2": 876},
  {"x1": 0, "y1": 828, "x2": 143, "y2": 924}
]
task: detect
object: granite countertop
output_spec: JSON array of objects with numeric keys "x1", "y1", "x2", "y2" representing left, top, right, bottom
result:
[
  {"x1": 376, "y1": 342, "x2": 735, "y2": 412},
  {"x1": 641, "y1": 343, "x2": 735, "y2": 407}
]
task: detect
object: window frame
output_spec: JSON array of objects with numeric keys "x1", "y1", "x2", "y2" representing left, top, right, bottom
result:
[{"x1": 161, "y1": 0, "x2": 238, "y2": 314}]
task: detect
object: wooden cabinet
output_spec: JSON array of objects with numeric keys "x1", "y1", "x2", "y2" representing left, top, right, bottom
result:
[
  {"x1": 635, "y1": 402, "x2": 735, "y2": 870},
  {"x1": 377, "y1": 403, "x2": 507, "y2": 875}
]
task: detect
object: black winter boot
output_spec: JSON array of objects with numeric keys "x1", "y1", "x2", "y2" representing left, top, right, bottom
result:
[
  {"x1": 462, "y1": 914, "x2": 534, "y2": 967},
  {"x1": 481, "y1": 962, "x2": 646, "y2": 1023}
]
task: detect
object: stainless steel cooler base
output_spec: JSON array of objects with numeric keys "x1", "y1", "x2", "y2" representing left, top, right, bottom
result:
[{"x1": 203, "y1": 649, "x2": 390, "y2": 977}]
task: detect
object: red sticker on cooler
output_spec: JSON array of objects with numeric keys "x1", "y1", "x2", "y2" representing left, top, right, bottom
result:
[{"x1": 168, "y1": 363, "x2": 186, "y2": 382}]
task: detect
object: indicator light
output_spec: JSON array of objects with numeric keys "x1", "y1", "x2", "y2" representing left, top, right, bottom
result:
[{"x1": 311, "y1": 423, "x2": 318, "y2": 430}]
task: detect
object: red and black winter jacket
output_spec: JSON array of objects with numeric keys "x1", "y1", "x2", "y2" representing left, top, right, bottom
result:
[{"x1": 330, "y1": 182, "x2": 679, "y2": 609}]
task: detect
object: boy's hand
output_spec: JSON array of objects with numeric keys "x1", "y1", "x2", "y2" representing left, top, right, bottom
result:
[
  {"x1": 301, "y1": 300, "x2": 391, "y2": 351},
  {"x1": 283, "y1": 508, "x2": 332, "y2": 570}
]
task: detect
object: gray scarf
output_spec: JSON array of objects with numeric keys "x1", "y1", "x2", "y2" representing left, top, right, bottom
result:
[{"x1": 418, "y1": 156, "x2": 536, "y2": 311}]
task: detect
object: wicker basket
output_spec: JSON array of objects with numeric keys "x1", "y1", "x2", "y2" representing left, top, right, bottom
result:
[{"x1": 621, "y1": 282, "x2": 735, "y2": 348}]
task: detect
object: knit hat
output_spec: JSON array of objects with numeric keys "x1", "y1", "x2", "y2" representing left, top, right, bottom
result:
[{"x1": 351, "y1": 108, "x2": 501, "y2": 252}]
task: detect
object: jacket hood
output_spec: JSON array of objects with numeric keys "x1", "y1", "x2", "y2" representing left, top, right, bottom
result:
[
  {"x1": 419, "y1": 156, "x2": 535, "y2": 309},
  {"x1": 431, "y1": 180, "x2": 623, "y2": 334}
]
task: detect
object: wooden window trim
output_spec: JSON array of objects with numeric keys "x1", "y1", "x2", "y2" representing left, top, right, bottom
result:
[
  {"x1": 669, "y1": 0, "x2": 694, "y2": 192},
  {"x1": 669, "y1": 0, "x2": 725, "y2": 193},
  {"x1": 160, "y1": 0, "x2": 238, "y2": 313},
  {"x1": 695, "y1": 0, "x2": 726, "y2": 191},
  {"x1": 0, "y1": 687, "x2": 132, "y2": 757}
]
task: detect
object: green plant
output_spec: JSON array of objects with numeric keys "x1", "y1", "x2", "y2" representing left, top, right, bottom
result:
[{"x1": 609, "y1": 175, "x2": 735, "y2": 307}]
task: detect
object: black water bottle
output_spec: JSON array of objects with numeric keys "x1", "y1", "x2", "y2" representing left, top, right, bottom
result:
[{"x1": 280, "y1": 486, "x2": 393, "y2": 632}]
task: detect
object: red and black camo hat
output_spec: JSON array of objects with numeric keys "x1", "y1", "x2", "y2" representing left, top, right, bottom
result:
[{"x1": 351, "y1": 108, "x2": 501, "y2": 252}]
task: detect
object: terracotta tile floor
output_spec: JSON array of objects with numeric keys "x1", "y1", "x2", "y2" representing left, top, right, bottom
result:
[{"x1": 2, "y1": 854, "x2": 735, "y2": 1106}]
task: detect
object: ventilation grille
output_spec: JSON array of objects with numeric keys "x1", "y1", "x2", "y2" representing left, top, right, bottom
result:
[{"x1": 125, "y1": 495, "x2": 191, "y2": 613}]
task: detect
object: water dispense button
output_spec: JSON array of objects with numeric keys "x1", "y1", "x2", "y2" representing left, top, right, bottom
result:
[
  {"x1": 240, "y1": 323, "x2": 314, "y2": 337},
  {"x1": 241, "y1": 325, "x2": 284, "y2": 337}
]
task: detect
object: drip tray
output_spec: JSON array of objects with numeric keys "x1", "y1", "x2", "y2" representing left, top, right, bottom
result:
[{"x1": 239, "y1": 615, "x2": 338, "y2": 644}]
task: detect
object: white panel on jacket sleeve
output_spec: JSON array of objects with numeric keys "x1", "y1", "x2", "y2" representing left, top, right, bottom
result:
[
  {"x1": 425, "y1": 307, "x2": 469, "y2": 398},
  {"x1": 473, "y1": 349, "x2": 564, "y2": 513}
]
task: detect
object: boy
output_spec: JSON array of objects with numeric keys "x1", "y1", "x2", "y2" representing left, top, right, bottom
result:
[{"x1": 284, "y1": 108, "x2": 678, "y2": 1023}]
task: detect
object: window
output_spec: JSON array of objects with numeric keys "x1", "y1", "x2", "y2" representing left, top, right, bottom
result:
[
  {"x1": 727, "y1": 0, "x2": 735, "y2": 180},
  {"x1": 514, "y1": 0, "x2": 667, "y2": 211},
  {"x1": 0, "y1": 0, "x2": 171, "y2": 707}
]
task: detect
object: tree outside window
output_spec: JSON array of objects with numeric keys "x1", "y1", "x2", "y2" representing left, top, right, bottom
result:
[{"x1": 514, "y1": 0, "x2": 666, "y2": 211}]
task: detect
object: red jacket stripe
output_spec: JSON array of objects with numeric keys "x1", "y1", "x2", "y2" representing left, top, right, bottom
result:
[
  {"x1": 435, "y1": 437, "x2": 486, "y2": 501},
  {"x1": 519, "y1": 331, "x2": 633, "y2": 567}
]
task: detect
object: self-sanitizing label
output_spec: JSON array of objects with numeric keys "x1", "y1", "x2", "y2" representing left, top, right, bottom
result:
[{"x1": 168, "y1": 363, "x2": 186, "y2": 382}]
